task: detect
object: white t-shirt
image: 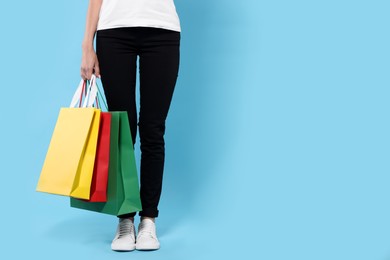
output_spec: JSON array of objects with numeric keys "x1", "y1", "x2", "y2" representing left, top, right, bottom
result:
[{"x1": 97, "y1": 0, "x2": 181, "y2": 32}]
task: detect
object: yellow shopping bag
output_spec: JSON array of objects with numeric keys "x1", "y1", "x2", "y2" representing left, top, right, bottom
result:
[{"x1": 37, "y1": 75, "x2": 101, "y2": 199}]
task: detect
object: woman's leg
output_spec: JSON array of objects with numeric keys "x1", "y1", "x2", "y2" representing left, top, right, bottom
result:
[
  {"x1": 137, "y1": 27, "x2": 181, "y2": 218},
  {"x1": 97, "y1": 27, "x2": 180, "y2": 219},
  {"x1": 96, "y1": 27, "x2": 139, "y2": 219}
]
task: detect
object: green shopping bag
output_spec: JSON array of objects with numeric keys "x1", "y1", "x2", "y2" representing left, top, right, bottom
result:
[{"x1": 70, "y1": 112, "x2": 142, "y2": 215}]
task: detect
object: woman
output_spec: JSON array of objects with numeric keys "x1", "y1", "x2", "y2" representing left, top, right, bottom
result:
[{"x1": 80, "y1": 0, "x2": 181, "y2": 251}]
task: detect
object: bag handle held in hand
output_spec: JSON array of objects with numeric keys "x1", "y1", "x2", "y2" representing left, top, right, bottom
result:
[
  {"x1": 82, "y1": 75, "x2": 98, "y2": 108},
  {"x1": 70, "y1": 74, "x2": 98, "y2": 108}
]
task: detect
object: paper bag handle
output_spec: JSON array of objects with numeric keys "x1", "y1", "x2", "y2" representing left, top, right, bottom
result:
[{"x1": 70, "y1": 74, "x2": 98, "y2": 108}]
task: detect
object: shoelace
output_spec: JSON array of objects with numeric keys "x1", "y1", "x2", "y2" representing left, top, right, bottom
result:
[
  {"x1": 138, "y1": 222, "x2": 156, "y2": 239},
  {"x1": 118, "y1": 219, "x2": 133, "y2": 238}
]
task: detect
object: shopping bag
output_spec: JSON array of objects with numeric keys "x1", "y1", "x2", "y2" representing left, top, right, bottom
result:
[
  {"x1": 87, "y1": 111, "x2": 112, "y2": 202},
  {"x1": 36, "y1": 75, "x2": 101, "y2": 200},
  {"x1": 70, "y1": 111, "x2": 142, "y2": 215}
]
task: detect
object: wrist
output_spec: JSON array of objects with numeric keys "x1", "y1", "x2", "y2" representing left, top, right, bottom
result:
[{"x1": 82, "y1": 41, "x2": 94, "y2": 51}]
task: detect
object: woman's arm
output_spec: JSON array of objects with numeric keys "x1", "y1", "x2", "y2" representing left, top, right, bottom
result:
[{"x1": 81, "y1": 0, "x2": 103, "y2": 80}]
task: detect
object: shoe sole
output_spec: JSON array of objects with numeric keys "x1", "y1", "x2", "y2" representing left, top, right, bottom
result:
[
  {"x1": 135, "y1": 245, "x2": 160, "y2": 251},
  {"x1": 111, "y1": 246, "x2": 136, "y2": 252},
  {"x1": 112, "y1": 248, "x2": 136, "y2": 252},
  {"x1": 136, "y1": 248, "x2": 159, "y2": 251}
]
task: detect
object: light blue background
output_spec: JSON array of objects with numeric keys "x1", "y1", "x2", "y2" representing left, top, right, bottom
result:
[{"x1": 0, "y1": 0, "x2": 389, "y2": 259}]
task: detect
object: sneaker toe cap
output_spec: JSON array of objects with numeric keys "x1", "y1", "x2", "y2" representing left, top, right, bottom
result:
[
  {"x1": 111, "y1": 237, "x2": 136, "y2": 251},
  {"x1": 136, "y1": 238, "x2": 160, "y2": 250}
]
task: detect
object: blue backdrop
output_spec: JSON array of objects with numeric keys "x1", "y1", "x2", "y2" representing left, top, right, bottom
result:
[{"x1": 0, "y1": 0, "x2": 389, "y2": 259}]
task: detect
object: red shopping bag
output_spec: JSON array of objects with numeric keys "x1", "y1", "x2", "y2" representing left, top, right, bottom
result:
[{"x1": 87, "y1": 112, "x2": 112, "y2": 202}]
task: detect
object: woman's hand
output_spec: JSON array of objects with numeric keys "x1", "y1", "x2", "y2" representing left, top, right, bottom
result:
[
  {"x1": 81, "y1": 0, "x2": 103, "y2": 80},
  {"x1": 81, "y1": 44, "x2": 101, "y2": 80}
]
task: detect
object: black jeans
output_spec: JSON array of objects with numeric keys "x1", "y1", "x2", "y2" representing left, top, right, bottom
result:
[{"x1": 96, "y1": 27, "x2": 180, "y2": 218}]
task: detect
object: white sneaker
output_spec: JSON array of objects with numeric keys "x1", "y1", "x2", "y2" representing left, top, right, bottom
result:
[
  {"x1": 136, "y1": 219, "x2": 160, "y2": 250},
  {"x1": 111, "y1": 218, "x2": 136, "y2": 251}
]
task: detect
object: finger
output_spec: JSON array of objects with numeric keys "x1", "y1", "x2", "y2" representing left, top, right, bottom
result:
[
  {"x1": 81, "y1": 67, "x2": 89, "y2": 80},
  {"x1": 94, "y1": 64, "x2": 101, "y2": 78},
  {"x1": 80, "y1": 69, "x2": 86, "y2": 81},
  {"x1": 82, "y1": 67, "x2": 93, "y2": 80}
]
